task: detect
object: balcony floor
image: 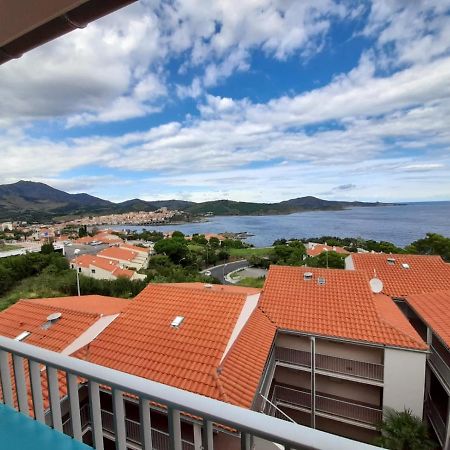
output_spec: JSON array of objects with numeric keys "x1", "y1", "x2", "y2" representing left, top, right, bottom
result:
[{"x1": 0, "y1": 404, "x2": 92, "y2": 450}]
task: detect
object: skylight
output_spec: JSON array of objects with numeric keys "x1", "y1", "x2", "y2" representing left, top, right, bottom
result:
[
  {"x1": 402, "y1": 263, "x2": 410, "y2": 269},
  {"x1": 304, "y1": 272, "x2": 313, "y2": 281},
  {"x1": 387, "y1": 258, "x2": 396, "y2": 265},
  {"x1": 14, "y1": 331, "x2": 31, "y2": 341},
  {"x1": 171, "y1": 316, "x2": 185, "y2": 328}
]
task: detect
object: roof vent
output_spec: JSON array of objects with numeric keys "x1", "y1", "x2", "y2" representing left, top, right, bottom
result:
[
  {"x1": 304, "y1": 272, "x2": 313, "y2": 281},
  {"x1": 401, "y1": 263, "x2": 410, "y2": 269},
  {"x1": 317, "y1": 277, "x2": 326, "y2": 286},
  {"x1": 204, "y1": 284, "x2": 213, "y2": 289},
  {"x1": 41, "y1": 312, "x2": 62, "y2": 330},
  {"x1": 387, "y1": 257, "x2": 396, "y2": 265},
  {"x1": 171, "y1": 316, "x2": 185, "y2": 329},
  {"x1": 14, "y1": 331, "x2": 31, "y2": 342}
]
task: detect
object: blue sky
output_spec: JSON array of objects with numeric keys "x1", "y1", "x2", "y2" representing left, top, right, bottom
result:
[{"x1": 1, "y1": 0, "x2": 450, "y2": 203}]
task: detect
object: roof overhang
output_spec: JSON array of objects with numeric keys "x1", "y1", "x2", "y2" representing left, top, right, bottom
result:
[{"x1": 0, "y1": 0, "x2": 137, "y2": 65}]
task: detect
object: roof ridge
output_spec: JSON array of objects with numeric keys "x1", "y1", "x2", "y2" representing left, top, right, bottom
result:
[
  {"x1": 212, "y1": 368, "x2": 229, "y2": 403},
  {"x1": 17, "y1": 299, "x2": 101, "y2": 319}
]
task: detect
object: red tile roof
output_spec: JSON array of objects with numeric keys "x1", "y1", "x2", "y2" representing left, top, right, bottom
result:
[
  {"x1": 98, "y1": 247, "x2": 137, "y2": 262},
  {"x1": 219, "y1": 308, "x2": 276, "y2": 407},
  {"x1": 160, "y1": 282, "x2": 261, "y2": 296},
  {"x1": 0, "y1": 301, "x2": 100, "y2": 353},
  {"x1": 350, "y1": 253, "x2": 450, "y2": 297},
  {"x1": 260, "y1": 265, "x2": 426, "y2": 350},
  {"x1": 307, "y1": 244, "x2": 350, "y2": 257},
  {"x1": 26, "y1": 295, "x2": 130, "y2": 315},
  {"x1": 121, "y1": 244, "x2": 150, "y2": 254},
  {"x1": 72, "y1": 254, "x2": 135, "y2": 279},
  {"x1": 74, "y1": 284, "x2": 273, "y2": 406},
  {"x1": 406, "y1": 290, "x2": 450, "y2": 348}
]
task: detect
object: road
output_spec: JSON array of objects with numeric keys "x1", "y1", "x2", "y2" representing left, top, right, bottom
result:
[{"x1": 202, "y1": 260, "x2": 249, "y2": 284}]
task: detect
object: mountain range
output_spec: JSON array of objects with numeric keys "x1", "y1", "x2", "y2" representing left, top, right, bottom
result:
[{"x1": 0, "y1": 181, "x2": 387, "y2": 222}]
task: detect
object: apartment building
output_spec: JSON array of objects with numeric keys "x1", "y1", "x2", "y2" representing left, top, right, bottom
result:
[
  {"x1": 347, "y1": 252, "x2": 450, "y2": 448},
  {"x1": 256, "y1": 266, "x2": 427, "y2": 444},
  {"x1": 71, "y1": 254, "x2": 146, "y2": 281},
  {"x1": 0, "y1": 265, "x2": 432, "y2": 449},
  {"x1": 96, "y1": 246, "x2": 149, "y2": 270}
]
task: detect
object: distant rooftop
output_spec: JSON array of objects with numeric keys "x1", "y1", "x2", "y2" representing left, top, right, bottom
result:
[{"x1": 350, "y1": 253, "x2": 450, "y2": 297}]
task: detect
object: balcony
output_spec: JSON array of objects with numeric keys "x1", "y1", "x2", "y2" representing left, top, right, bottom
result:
[
  {"x1": 429, "y1": 346, "x2": 450, "y2": 387},
  {"x1": 275, "y1": 346, "x2": 384, "y2": 382},
  {"x1": 0, "y1": 335, "x2": 380, "y2": 450},
  {"x1": 265, "y1": 385, "x2": 383, "y2": 427},
  {"x1": 426, "y1": 395, "x2": 446, "y2": 446}
]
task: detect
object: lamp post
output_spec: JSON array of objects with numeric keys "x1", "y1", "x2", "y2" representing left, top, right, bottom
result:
[{"x1": 74, "y1": 248, "x2": 81, "y2": 296}]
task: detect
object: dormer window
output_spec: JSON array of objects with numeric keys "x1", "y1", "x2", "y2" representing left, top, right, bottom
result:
[{"x1": 387, "y1": 258, "x2": 396, "y2": 265}]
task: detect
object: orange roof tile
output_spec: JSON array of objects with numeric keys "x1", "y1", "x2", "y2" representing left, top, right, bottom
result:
[
  {"x1": 260, "y1": 265, "x2": 426, "y2": 350},
  {"x1": 121, "y1": 243, "x2": 150, "y2": 253},
  {"x1": 0, "y1": 301, "x2": 100, "y2": 353},
  {"x1": 72, "y1": 255, "x2": 135, "y2": 279},
  {"x1": 98, "y1": 246, "x2": 137, "y2": 261},
  {"x1": 218, "y1": 308, "x2": 276, "y2": 408},
  {"x1": 307, "y1": 244, "x2": 349, "y2": 257},
  {"x1": 350, "y1": 253, "x2": 450, "y2": 297},
  {"x1": 160, "y1": 282, "x2": 261, "y2": 296},
  {"x1": 74, "y1": 284, "x2": 270, "y2": 403},
  {"x1": 406, "y1": 290, "x2": 450, "y2": 348},
  {"x1": 26, "y1": 295, "x2": 130, "y2": 315}
]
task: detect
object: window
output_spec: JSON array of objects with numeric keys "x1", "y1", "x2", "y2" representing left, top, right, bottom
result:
[{"x1": 91, "y1": 269, "x2": 96, "y2": 274}]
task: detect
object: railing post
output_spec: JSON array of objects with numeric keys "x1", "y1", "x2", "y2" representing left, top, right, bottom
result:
[
  {"x1": 168, "y1": 407, "x2": 182, "y2": 450},
  {"x1": 29, "y1": 360, "x2": 45, "y2": 423},
  {"x1": 47, "y1": 366, "x2": 63, "y2": 430},
  {"x1": 12, "y1": 355, "x2": 28, "y2": 415},
  {"x1": 88, "y1": 381, "x2": 104, "y2": 450},
  {"x1": 139, "y1": 397, "x2": 152, "y2": 450},
  {"x1": 112, "y1": 389, "x2": 126, "y2": 450},
  {"x1": 201, "y1": 419, "x2": 214, "y2": 450},
  {"x1": 310, "y1": 337, "x2": 316, "y2": 429},
  {"x1": 241, "y1": 432, "x2": 251, "y2": 450},
  {"x1": 67, "y1": 372, "x2": 82, "y2": 441},
  {"x1": 0, "y1": 350, "x2": 13, "y2": 407}
]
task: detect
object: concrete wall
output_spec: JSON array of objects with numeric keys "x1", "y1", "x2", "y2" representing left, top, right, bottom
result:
[
  {"x1": 276, "y1": 334, "x2": 310, "y2": 351},
  {"x1": 274, "y1": 366, "x2": 311, "y2": 390},
  {"x1": 316, "y1": 374, "x2": 381, "y2": 406},
  {"x1": 383, "y1": 348, "x2": 426, "y2": 418},
  {"x1": 345, "y1": 255, "x2": 354, "y2": 270},
  {"x1": 316, "y1": 338, "x2": 383, "y2": 364}
]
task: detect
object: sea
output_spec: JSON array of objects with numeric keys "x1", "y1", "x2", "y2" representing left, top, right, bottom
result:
[{"x1": 111, "y1": 201, "x2": 450, "y2": 248}]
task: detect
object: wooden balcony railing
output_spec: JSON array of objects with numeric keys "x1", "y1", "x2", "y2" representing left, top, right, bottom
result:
[
  {"x1": 275, "y1": 346, "x2": 384, "y2": 382},
  {"x1": 271, "y1": 385, "x2": 383, "y2": 426}
]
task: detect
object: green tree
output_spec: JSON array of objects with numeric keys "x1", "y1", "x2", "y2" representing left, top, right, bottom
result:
[
  {"x1": 208, "y1": 237, "x2": 220, "y2": 248},
  {"x1": 171, "y1": 231, "x2": 185, "y2": 239},
  {"x1": 307, "y1": 251, "x2": 346, "y2": 269},
  {"x1": 40, "y1": 243, "x2": 55, "y2": 254},
  {"x1": 406, "y1": 233, "x2": 450, "y2": 262},
  {"x1": 78, "y1": 226, "x2": 88, "y2": 238},
  {"x1": 376, "y1": 409, "x2": 435, "y2": 450},
  {"x1": 154, "y1": 237, "x2": 188, "y2": 263}
]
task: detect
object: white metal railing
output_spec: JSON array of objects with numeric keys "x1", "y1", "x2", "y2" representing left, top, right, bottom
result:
[
  {"x1": 0, "y1": 336, "x2": 381, "y2": 450},
  {"x1": 275, "y1": 347, "x2": 384, "y2": 382},
  {"x1": 270, "y1": 385, "x2": 383, "y2": 426},
  {"x1": 426, "y1": 395, "x2": 446, "y2": 445},
  {"x1": 429, "y1": 346, "x2": 450, "y2": 387}
]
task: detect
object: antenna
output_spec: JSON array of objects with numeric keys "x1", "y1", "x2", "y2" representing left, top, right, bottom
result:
[{"x1": 369, "y1": 278, "x2": 383, "y2": 294}]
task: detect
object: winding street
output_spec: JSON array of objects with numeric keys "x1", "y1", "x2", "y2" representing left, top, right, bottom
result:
[{"x1": 201, "y1": 259, "x2": 249, "y2": 284}]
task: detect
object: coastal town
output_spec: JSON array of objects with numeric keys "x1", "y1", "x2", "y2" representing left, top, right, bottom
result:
[{"x1": 2, "y1": 1, "x2": 450, "y2": 450}]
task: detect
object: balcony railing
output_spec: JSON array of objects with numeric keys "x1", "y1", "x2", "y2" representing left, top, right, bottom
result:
[
  {"x1": 426, "y1": 395, "x2": 446, "y2": 446},
  {"x1": 275, "y1": 346, "x2": 384, "y2": 382},
  {"x1": 269, "y1": 385, "x2": 383, "y2": 426},
  {"x1": 429, "y1": 346, "x2": 450, "y2": 387},
  {"x1": 0, "y1": 335, "x2": 381, "y2": 450}
]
